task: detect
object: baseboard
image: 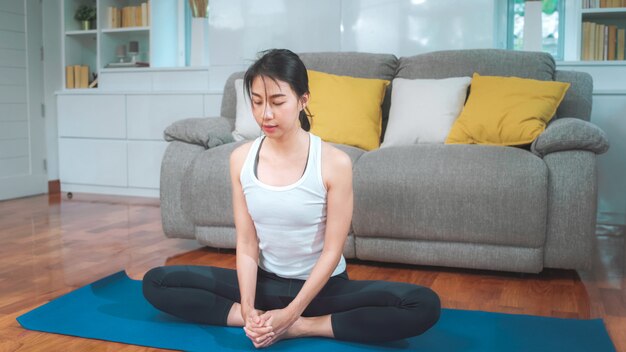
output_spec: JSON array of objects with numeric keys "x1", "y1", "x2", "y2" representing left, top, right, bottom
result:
[{"x1": 48, "y1": 180, "x2": 61, "y2": 194}]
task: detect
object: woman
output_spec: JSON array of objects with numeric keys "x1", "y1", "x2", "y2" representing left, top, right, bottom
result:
[{"x1": 142, "y1": 49, "x2": 441, "y2": 348}]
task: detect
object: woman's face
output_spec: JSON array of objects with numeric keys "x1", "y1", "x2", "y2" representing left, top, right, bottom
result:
[{"x1": 250, "y1": 75, "x2": 307, "y2": 137}]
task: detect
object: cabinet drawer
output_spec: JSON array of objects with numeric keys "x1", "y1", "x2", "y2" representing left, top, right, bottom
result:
[
  {"x1": 59, "y1": 138, "x2": 127, "y2": 187},
  {"x1": 127, "y1": 95, "x2": 204, "y2": 140},
  {"x1": 58, "y1": 95, "x2": 126, "y2": 138},
  {"x1": 128, "y1": 141, "x2": 169, "y2": 189}
]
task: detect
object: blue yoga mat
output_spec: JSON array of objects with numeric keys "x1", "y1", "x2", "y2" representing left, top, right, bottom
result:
[{"x1": 17, "y1": 271, "x2": 615, "y2": 351}]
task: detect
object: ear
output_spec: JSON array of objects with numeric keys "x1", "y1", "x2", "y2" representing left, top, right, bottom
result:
[{"x1": 300, "y1": 92, "x2": 310, "y2": 110}]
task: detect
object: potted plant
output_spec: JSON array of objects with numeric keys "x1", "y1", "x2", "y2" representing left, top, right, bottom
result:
[{"x1": 74, "y1": 5, "x2": 96, "y2": 30}]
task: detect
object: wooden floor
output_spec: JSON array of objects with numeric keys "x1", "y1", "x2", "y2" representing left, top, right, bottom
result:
[{"x1": 0, "y1": 193, "x2": 624, "y2": 351}]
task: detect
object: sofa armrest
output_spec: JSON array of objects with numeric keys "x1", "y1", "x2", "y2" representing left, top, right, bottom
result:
[
  {"x1": 164, "y1": 117, "x2": 235, "y2": 149},
  {"x1": 531, "y1": 117, "x2": 609, "y2": 157}
]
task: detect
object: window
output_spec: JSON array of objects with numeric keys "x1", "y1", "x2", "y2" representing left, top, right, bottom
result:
[{"x1": 508, "y1": 0, "x2": 565, "y2": 60}]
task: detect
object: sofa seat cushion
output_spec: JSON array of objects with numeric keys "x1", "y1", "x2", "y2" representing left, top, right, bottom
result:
[
  {"x1": 352, "y1": 145, "x2": 548, "y2": 248},
  {"x1": 185, "y1": 141, "x2": 366, "y2": 227}
]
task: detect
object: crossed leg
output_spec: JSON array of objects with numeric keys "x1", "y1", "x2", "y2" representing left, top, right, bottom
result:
[{"x1": 142, "y1": 265, "x2": 440, "y2": 345}]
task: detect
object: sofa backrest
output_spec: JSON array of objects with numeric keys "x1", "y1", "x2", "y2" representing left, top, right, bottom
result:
[
  {"x1": 396, "y1": 49, "x2": 592, "y2": 121},
  {"x1": 220, "y1": 49, "x2": 592, "y2": 127}
]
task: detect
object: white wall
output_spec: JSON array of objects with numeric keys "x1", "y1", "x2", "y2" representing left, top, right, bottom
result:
[{"x1": 207, "y1": 0, "x2": 503, "y2": 90}]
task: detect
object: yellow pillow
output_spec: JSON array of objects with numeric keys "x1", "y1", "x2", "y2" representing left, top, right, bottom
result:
[
  {"x1": 445, "y1": 73, "x2": 570, "y2": 146},
  {"x1": 307, "y1": 70, "x2": 390, "y2": 151}
]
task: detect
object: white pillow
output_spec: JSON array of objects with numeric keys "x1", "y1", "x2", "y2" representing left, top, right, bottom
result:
[
  {"x1": 232, "y1": 79, "x2": 261, "y2": 141},
  {"x1": 381, "y1": 76, "x2": 472, "y2": 147}
]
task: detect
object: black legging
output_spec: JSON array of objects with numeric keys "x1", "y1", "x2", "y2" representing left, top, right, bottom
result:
[{"x1": 142, "y1": 265, "x2": 440, "y2": 343}]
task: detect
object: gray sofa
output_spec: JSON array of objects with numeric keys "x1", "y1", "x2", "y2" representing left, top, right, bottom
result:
[{"x1": 160, "y1": 49, "x2": 609, "y2": 274}]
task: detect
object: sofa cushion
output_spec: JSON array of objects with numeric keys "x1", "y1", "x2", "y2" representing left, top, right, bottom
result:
[
  {"x1": 308, "y1": 70, "x2": 389, "y2": 151},
  {"x1": 445, "y1": 73, "x2": 570, "y2": 146},
  {"x1": 164, "y1": 117, "x2": 235, "y2": 148},
  {"x1": 232, "y1": 79, "x2": 260, "y2": 141},
  {"x1": 382, "y1": 76, "x2": 471, "y2": 147},
  {"x1": 352, "y1": 144, "x2": 547, "y2": 248},
  {"x1": 396, "y1": 49, "x2": 556, "y2": 81},
  {"x1": 299, "y1": 52, "x2": 398, "y2": 140},
  {"x1": 531, "y1": 117, "x2": 609, "y2": 157}
]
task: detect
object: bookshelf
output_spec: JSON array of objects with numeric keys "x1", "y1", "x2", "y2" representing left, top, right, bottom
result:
[
  {"x1": 580, "y1": 2, "x2": 626, "y2": 62},
  {"x1": 62, "y1": 0, "x2": 180, "y2": 89}
]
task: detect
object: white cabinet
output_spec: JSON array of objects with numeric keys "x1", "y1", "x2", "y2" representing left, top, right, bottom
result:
[
  {"x1": 59, "y1": 138, "x2": 127, "y2": 187},
  {"x1": 58, "y1": 94, "x2": 125, "y2": 138},
  {"x1": 57, "y1": 91, "x2": 222, "y2": 197}
]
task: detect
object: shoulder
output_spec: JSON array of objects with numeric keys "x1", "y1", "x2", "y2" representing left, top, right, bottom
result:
[
  {"x1": 229, "y1": 141, "x2": 255, "y2": 175},
  {"x1": 320, "y1": 141, "x2": 353, "y2": 189},
  {"x1": 321, "y1": 141, "x2": 352, "y2": 170}
]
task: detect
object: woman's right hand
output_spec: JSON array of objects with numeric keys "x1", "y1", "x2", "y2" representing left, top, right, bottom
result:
[{"x1": 242, "y1": 308, "x2": 275, "y2": 347}]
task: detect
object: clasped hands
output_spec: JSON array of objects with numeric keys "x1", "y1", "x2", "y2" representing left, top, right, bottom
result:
[{"x1": 243, "y1": 307, "x2": 298, "y2": 348}]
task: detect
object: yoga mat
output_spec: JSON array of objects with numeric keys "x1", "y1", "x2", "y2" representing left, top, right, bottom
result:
[{"x1": 17, "y1": 271, "x2": 615, "y2": 351}]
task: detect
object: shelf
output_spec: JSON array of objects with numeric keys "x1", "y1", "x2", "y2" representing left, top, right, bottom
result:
[
  {"x1": 582, "y1": 8, "x2": 626, "y2": 19},
  {"x1": 558, "y1": 60, "x2": 626, "y2": 66},
  {"x1": 594, "y1": 89, "x2": 626, "y2": 95},
  {"x1": 101, "y1": 27, "x2": 149, "y2": 33},
  {"x1": 66, "y1": 29, "x2": 98, "y2": 35}
]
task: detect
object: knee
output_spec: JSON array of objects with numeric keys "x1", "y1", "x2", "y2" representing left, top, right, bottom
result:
[
  {"x1": 409, "y1": 286, "x2": 441, "y2": 333},
  {"x1": 142, "y1": 267, "x2": 166, "y2": 302}
]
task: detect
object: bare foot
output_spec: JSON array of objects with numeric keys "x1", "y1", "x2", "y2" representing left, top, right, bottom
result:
[{"x1": 254, "y1": 318, "x2": 305, "y2": 348}]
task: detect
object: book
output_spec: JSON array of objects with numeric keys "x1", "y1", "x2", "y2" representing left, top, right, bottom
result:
[
  {"x1": 65, "y1": 66, "x2": 74, "y2": 89},
  {"x1": 80, "y1": 65, "x2": 89, "y2": 88},
  {"x1": 618, "y1": 29, "x2": 625, "y2": 60},
  {"x1": 603, "y1": 25, "x2": 608, "y2": 60},
  {"x1": 130, "y1": 6, "x2": 136, "y2": 27},
  {"x1": 73, "y1": 65, "x2": 81, "y2": 88},
  {"x1": 135, "y1": 5, "x2": 141, "y2": 27},
  {"x1": 582, "y1": 22, "x2": 590, "y2": 61},
  {"x1": 141, "y1": 3, "x2": 147, "y2": 27},
  {"x1": 608, "y1": 25, "x2": 617, "y2": 60},
  {"x1": 122, "y1": 7, "x2": 128, "y2": 27}
]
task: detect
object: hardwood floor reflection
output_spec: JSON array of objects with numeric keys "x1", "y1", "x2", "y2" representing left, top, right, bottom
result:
[{"x1": 0, "y1": 193, "x2": 623, "y2": 351}]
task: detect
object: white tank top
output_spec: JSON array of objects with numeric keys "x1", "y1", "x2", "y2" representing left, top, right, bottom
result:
[{"x1": 240, "y1": 132, "x2": 347, "y2": 280}]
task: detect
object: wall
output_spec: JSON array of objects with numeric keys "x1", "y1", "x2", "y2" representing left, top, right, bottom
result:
[{"x1": 207, "y1": 0, "x2": 502, "y2": 90}]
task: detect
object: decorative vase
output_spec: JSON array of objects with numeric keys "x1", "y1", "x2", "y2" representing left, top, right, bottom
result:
[
  {"x1": 190, "y1": 17, "x2": 209, "y2": 66},
  {"x1": 81, "y1": 20, "x2": 90, "y2": 30}
]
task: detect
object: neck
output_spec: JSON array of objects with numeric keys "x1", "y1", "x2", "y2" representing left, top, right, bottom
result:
[{"x1": 265, "y1": 128, "x2": 308, "y2": 156}]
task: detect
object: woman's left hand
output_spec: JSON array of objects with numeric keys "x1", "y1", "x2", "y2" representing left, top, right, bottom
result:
[{"x1": 259, "y1": 308, "x2": 299, "y2": 339}]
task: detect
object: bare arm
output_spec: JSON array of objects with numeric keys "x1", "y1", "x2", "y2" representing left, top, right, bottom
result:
[{"x1": 230, "y1": 144, "x2": 260, "y2": 319}]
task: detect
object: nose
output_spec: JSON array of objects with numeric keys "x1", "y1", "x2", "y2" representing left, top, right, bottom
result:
[{"x1": 262, "y1": 103, "x2": 274, "y2": 119}]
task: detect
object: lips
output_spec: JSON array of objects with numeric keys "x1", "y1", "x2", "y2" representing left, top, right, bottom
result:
[{"x1": 262, "y1": 125, "x2": 277, "y2": 132}]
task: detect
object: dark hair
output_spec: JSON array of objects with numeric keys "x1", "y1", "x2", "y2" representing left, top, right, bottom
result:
[{"x1": 244, "y1": 49, "x2": 312, "y2": 131}]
